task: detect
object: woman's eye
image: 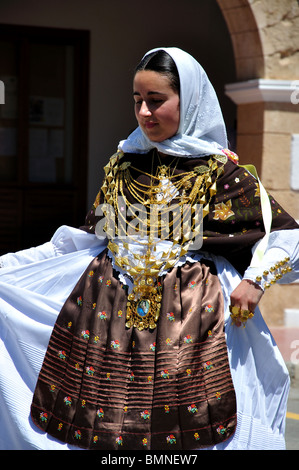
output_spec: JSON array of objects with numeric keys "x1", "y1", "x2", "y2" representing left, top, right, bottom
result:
[{"x1": 134, "y1": 99, "x2": 164, "y2": 107}]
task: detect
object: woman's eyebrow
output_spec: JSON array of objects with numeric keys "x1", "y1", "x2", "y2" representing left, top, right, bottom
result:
[{"x1": 133, "y1": 91, "x2": 165, "y2": 96}]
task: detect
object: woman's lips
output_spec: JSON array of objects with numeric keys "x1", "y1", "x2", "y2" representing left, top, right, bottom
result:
[{"x1": 145, "y1": 122, "x2": 158, "y2": 129}]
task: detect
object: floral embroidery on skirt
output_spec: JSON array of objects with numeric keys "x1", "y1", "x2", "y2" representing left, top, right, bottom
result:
[{"x1": 31, "y1": 251, "x2": 237, "y2": 450}]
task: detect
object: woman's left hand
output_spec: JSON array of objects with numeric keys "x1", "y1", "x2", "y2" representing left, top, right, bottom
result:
[{"x1": 230, "y1": 279, "x2": 264, "y2": 327}]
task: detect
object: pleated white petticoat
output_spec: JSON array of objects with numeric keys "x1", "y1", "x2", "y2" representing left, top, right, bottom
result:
[{"x1": 0, "y1": 227, "x2": 289, "y2": 450}]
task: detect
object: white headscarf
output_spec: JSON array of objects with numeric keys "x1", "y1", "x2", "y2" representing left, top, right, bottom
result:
[{"x1": 119, "y1": 47, "x2": 228, "y2": 157}]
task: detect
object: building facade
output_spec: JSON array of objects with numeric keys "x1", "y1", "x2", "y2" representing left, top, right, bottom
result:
[{"x1": 218, "y1": 0, "x2": 299, "y2": 326}]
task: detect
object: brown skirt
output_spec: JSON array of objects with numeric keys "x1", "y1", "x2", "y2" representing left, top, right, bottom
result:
[{"x1": 31, "y1": 250, "x2": 237, "y2": 450}]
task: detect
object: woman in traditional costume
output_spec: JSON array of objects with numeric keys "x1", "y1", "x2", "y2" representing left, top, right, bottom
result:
[{"x1": 0, "y1": 48, "x2": 298, "y2": 450}]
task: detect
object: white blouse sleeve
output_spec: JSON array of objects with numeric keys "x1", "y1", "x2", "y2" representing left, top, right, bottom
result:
[
  {"x1": 0, "y1": 225, "x2": 106, "y2": 268},
  {"x1": 243, "y1": 229, "x2": 299, "y2": 290}
]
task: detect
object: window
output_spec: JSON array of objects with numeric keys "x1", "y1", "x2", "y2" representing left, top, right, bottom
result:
[{"x1": 0, "y1": 24, "x2": 89, "y2": 253}]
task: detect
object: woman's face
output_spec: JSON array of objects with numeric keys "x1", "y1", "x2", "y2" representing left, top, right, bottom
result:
[{"x1": 133, "y1": 70, "x2": 180, "y2": 142}]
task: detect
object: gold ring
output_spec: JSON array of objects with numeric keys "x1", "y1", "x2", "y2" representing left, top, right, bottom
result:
[
  {"x1": 229, "y1": 305, "x2": 254, "y2": 326},
  {"x1": 240, "y1": 309, "x2": 251, "y2": 316},
  {"x1": 229, "y1": 305, "x2": 240, "y2": 316}
]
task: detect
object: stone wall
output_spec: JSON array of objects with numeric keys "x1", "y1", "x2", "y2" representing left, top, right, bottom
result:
[
  {"x1": 252, "y1": 0, "x2": 299, "y2": 80},
  {"x1": 217, "y1": 0, "x2": 299, "y2": 326}
]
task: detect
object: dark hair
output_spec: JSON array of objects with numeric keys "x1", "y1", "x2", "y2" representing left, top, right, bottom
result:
[{"x1": 135, "y1": 50, "x2": 180, "y2": 95}]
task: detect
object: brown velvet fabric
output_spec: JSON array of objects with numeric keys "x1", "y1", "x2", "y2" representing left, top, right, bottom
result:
[{"x1": 31, "y1": 253, "x2": 236, "y2": 450}]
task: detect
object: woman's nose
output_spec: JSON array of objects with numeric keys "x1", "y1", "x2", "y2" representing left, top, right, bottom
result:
[{"x1": 139, "y1": 101, "x2": 152, "y2": 116}]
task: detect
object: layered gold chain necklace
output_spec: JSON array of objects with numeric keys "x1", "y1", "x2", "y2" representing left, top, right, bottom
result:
[{"x1": 100, "y1": 149, "x2": 227, "y2": 330}]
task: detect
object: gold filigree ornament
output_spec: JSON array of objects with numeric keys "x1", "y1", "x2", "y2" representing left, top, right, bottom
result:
[
  {"x1": 109, "y1": 242, "x2": 168, "y2": 330},
  {"x1": 100, "y1": 150, "x2": 227, "y2": 330},
  {"x1": 126, "y1": 274, "x2": 162, "y2": 330},
  {"x1": 229, "y1": 305, "x2": 254, "y2": 327}
]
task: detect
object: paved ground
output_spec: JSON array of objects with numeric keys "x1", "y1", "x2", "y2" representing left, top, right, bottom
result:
[
  {"x1": 286, "y1": 377, "x2": 299, "y2": 450},
  {"x1": 269, "y1": 327, "x2": 299, "y2": 450}
]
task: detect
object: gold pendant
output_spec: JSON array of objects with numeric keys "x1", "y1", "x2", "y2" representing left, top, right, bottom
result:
[{"x1": 125, "y1": 276, "x2": 162, "y2": 330}]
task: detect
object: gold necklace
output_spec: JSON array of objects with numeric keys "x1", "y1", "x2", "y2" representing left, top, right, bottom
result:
[{"x1": 100, "y1": 150, "x2": 227, "y2": 330}]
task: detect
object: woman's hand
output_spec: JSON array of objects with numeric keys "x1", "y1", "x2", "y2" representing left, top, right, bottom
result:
[{"x1": 230, "y1": 279, "x2": 264, "y2": 327}]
